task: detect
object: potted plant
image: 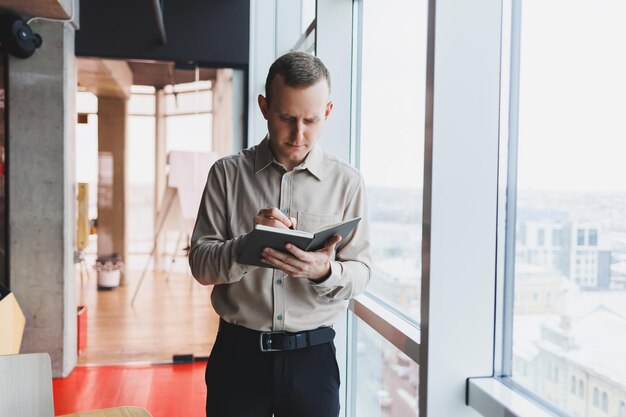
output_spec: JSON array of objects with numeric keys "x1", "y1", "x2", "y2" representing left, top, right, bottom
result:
[{"x1": 94, "y1": 254, "x2": 124, "y2": 290}]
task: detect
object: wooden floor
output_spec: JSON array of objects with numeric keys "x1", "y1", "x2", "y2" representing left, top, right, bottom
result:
[{"x1": 76, "y1": 260, "x2": 219, "y2": 365}]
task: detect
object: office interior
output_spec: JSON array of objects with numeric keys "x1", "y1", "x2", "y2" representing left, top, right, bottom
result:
[{"x1": 0, "y1": 1, "x2": 625, "y2": 417}]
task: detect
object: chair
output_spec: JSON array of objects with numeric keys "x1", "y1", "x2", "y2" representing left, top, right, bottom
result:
[
  {"x1": 0, "y1": 288, "x2": 26, "y2": 355},
  {"x1": 0, "y1": 353, "x2": 152, "y2": 417}
]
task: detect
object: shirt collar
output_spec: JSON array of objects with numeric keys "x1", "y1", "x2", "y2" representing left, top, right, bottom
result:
[
  {"x1": 254, "y1": 136, "x2": 275, "y2": 174},
  {"x1": 254, "y1": 136, "x2": 324, "y2": 181},
  {"x1": 299, "y1": 142, "x2": 324, "y2": 181}
]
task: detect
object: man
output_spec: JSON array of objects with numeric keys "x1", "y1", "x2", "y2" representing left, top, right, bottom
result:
[{"x1": 189, "y1": 51, "x2": 371, "y2": 417}]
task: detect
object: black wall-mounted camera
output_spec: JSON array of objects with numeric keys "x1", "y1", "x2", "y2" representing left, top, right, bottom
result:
[{"x1": 0, "y1": 12, "x2": 42, "y2": 59}]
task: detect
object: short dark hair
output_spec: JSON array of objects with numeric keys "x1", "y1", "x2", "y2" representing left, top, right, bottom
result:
[{"x1": 265, "y1": 52, "x2": 331, "y2": 103}]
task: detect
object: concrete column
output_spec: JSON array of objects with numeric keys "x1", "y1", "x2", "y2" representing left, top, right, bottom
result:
[
  {"x1": 0, "y1": 75, "x2": 6, "y2": 290},
  {"x1": 154, "y1": 89, "x2": 166, "y2": 271},
  {"x1": 212, "y1": 69, "x2": 234, "y2": 157},
  {"x1": 8, "y1": 19, "x2": 77, "y2": 377},
  {"x1": 97, "y1": 97, "x2": 127, "y2": 283}
]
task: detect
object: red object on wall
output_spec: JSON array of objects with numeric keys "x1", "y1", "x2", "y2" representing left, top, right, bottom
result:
[{"x1": 77, "y1": 305, "x2": 87, "y2": 354}]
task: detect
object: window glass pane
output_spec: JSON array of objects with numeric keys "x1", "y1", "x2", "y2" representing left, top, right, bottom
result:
[
  {"x1": 510, "y1": 1, "x2": 626, "y2": 416},
  {"x1": 77, "y1": 90, "x2": 98, "y2": 114},
  {"x1": 131, "y1": 85, "x2": 155, "y2": 94},
  {"x1": 165, "y1": 114, "x2": 212, "y2": 153},
  {"x1": 354, "y1": 316, "x2": 419, "y2": 417},
  {"x1": 301, "y1": 0, "x2": 316, "y2": 32},
  {"x1": 128, "y1": 92, "x2": 155, "y2": 116},
  {"x1": 127, "y1": 116, "x2": 155, "y2": 255},
  {"x1": 165, "y1": 89, "x2": 212, "y2": 115},
  {"x1": 358, "y1": 0, "x2": 428, "y2": 322},
  {"x1": 75, "y1": 113, "x2": 99, "y2": 220}
]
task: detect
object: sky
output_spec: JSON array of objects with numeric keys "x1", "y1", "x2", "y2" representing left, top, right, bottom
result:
[
  {"x1": 516, "y1": 0, "x2": 626, "y2": 192},
  {"x1": 358, "y1": 0, "x2": 427, "y2": 189},
  {"x1": 358, "y1": 0, "x2": 626, "y2": 192}
]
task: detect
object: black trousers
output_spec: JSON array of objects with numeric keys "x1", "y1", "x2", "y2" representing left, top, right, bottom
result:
[{"x1": 205, "y1": 321, "x2": 341, "y2": 417}]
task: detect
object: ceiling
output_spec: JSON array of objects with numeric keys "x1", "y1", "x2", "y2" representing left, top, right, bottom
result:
[
  {"x1": 77, "y1": 57, "x2": 219, "y2": 98},
  {"x1": 0, "y1": 0, "x2": 71, "y2": 20},
  {"x1": 128, "y1": 60, "x2": 217, "y2": 88},
  {"x1": 75, "y1": 0, "x2": 249, "y2": 69},
  {"x1": 7, "y1": 0, "x2": 231, "y2": 93}
]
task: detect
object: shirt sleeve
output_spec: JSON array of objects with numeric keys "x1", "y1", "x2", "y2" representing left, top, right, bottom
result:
[
  {"x1": 189, "y1": 160, "x2": 257, "y2": 285},
  {"x1": 309, "y1": 172, "x2": 372, "y2": 300}
]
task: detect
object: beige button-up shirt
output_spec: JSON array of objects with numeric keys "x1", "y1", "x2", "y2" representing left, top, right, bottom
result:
[{"x1": 189, "y1": 137, "x2": 371, "y2": 332}]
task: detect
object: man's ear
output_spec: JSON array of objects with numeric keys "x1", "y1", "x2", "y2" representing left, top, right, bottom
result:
[
  {"x1": 324, "y1": 101, "x2": 334, "y2": 120},
  {"x1": 258, "y1": 94, "x2": 269, "y2": 120}
]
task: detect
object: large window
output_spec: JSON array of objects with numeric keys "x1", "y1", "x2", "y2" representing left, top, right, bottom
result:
[
  {"x1": 349, "y1": 0, "x2": 427, "y2": 414},
  {"x1": 127, "y1": 86, "x2": 156, "y2": 256},
  {"x1": 508, "y1": 1, "x2": 626, "y2": 416},
  {"x1": 353, "y1": 317, "x2": 419, "y2": 417},
  {"x1": 163, "y1": 81, "x2": 213, "y2": 153},
  {"x1": 357, "y1": 0, "x2": 428, "y2": 321}
]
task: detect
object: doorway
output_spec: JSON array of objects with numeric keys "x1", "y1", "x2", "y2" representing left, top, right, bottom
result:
[{"x1": 75, "y1": 58, "x2": 245, "y2": 364}]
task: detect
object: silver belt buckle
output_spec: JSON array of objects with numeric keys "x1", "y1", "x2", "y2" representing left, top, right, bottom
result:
[{"x1": 259, "y1": 332, "x2": 282, "y2": 352}]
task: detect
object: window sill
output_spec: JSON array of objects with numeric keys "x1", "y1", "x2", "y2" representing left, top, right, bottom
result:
[
  {"x1": 349, "y1": 294, "x2": 420, "y2": 364},
  {"x1": 467, "y1": 377, "x2": 560, "y2": 417}
]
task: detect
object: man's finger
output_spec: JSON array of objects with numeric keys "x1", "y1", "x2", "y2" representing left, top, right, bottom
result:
[
  {"x1": 327, "y1": 234, "x2": 342, "y2": 247},
  {"x1": 319, "y1": 235, "x2": 342, "y2": 254},
  {"x1": 284, "y1": 243, "x2": 309, "y2": 260},
  {"x1": 262, "y1": 249, "x2": 300, "y2": 272},
  {"x1": 255, "y1": 207, "x2": 293, "y2": 228}
]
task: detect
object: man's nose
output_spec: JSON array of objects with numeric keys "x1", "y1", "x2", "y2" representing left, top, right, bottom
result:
[{"x1": 293, "y1": 121, "x2": 305, "y2": 141}]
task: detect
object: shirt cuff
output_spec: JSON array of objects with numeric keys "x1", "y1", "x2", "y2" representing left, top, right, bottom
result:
[
  {"x1": 309, "y1": 261, "x2": 342, "y2": 295},
  {"x1": 231, "y1": 233, "x2": 258, "y2": 277}
]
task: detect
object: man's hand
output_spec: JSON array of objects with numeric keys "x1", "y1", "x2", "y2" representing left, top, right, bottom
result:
[
  {"x1": 261, "y1": 235, "x2": 342, "y2": 282},
  {"x1": 254, "y1": 207, "x2": 297, "y2": 229}
]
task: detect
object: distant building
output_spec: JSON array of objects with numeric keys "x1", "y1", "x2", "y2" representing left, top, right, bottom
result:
[
  {"x1": 517, "y1": 221, "x2": 612, "y2": 290},
  {"x1": 517, "y1": 220, "x2": 568, "y2": 274},
  {"x1": 369, "y1": 257, "x2": 420, "y2": 316},
  {"x1": 597, "y1": 250, "x2": 612, "y2": 289},
  {"x1": 610, "y1": 262, "x2": 626, "y2": 289},
  {"x1": 513, "y1": 292, "x2": 626, "y2": 417},
  {"x1": 514, "y1": 263, "x2": 576, "y2": 315},
  {"x1": 568, "y1": 223, "x2": 601, "y2": 288}
]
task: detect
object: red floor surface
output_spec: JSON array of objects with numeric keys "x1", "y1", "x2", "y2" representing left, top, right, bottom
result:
[{"x1": 53, "y1": 362, "x2": 207, "y2": 417}]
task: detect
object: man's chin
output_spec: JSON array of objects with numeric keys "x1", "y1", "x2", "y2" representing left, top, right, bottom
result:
[
  {"x1": 285, "y1": 150, "x2": 308, "y2": 164},
  {"x1": 286, "y1": 146, "x2": 308, "y2": 155}
]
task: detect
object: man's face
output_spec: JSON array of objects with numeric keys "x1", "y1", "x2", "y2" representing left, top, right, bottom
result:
[{"x1": 258, "y1": 74, "x2": 333, "y2": 170}]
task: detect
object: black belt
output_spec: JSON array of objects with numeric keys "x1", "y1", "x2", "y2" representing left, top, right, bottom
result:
[{"x1": 218, "y1": 319, "x2": 335, "y2": 352}]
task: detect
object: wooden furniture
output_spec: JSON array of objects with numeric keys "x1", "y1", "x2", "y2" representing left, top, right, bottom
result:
[
  {"x1": 0, "y1": 291, "x2": 26, "y2": 355},
  {"x1": 0, "y1": 353, "x2": 152, "y2": 417},
  {"x1": 59, "y1": 407, "x2": 152, "y2": 417}
]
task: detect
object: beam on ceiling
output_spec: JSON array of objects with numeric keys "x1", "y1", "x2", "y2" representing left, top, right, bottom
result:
[
  {"x1": 77, "y1": 57, "x2": 133, "y2": 99},
  {"x1": 0, "y1": 0, "x2": 71, "y2": 20}
]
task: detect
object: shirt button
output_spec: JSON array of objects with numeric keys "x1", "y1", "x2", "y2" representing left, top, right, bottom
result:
[
  {"x1": 277, "y1": 315, "x2": 283, "y2": 321},
  {"x1": 281, "y1": 208, "x2": 288, "y2": 215},
  {"x1": 283, "y1": 176, "x2": 289, "y2": 182},
  {"x1": 276, "y1": 279, "x2": 283, "y2": 285}
]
